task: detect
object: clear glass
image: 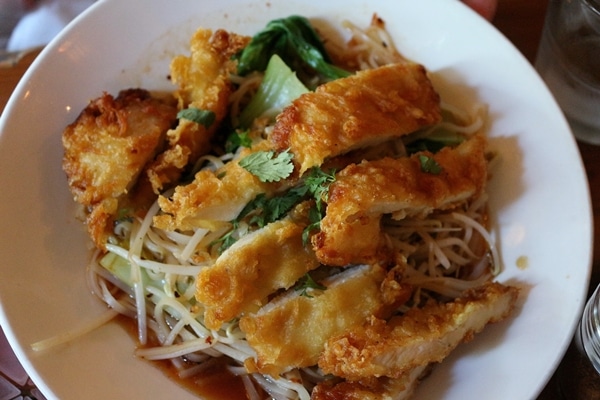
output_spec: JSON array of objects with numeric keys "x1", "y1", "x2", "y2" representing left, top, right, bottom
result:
[
  {"x1": 535, "y1": 0, "x2": 600, "y2": 144},
  {"x1": 554, "y1": 284, "x2": 600, "y2": 399},
  {"x1": 578, "y1": 284, "x2": 600, "y2": 374}
]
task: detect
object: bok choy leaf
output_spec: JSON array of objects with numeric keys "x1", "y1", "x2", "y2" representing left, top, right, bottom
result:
[
  {"x1": 235, "y1": 15, "x2": 351, "y2": 84},
  {"x1": 238, "y1": 54, "x2": 308, "y2": 127}
]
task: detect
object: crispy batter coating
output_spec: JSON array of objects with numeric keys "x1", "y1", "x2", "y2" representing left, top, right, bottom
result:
[
  {"x1": 145, "y1": 29, "x2": 250, "y2": 193},
  {"x1": 318, "y1": 282, "x2": 519, "y2": 381},
  {"x1": 312, "y1": 365, "x2": 429, "y2": 400},
  {"x1": 313, "y1": 134, "x2": 488, "y2": 267},
  {"x1": 154, "y1": 160, "x2": 261, "y2": 231},
  {"x1": 239, "y1": 264, "x2": 412, "y2": 376},
  {"x1": 61, "y1": 20, "x2": 515, "y2": 400},
  {"x1": 153, "y1": 143, "x2": 276, "y2": 232},
  {"x1": 196, "y1": 216, "x2": 320, "y2": 330},
  {"x1": 270, "y1": 62, "x2": 441, "y2": 174},
  {"x1": 62, "y1": 89, "x2": 178, "y2": 248}
]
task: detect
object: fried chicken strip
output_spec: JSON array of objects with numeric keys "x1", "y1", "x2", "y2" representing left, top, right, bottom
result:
[
  {"x1": 312, "y1": 364, "x2": 429, "y2": 400},
  {"x1": 145, "y1": 29, "x2": 250, "y2": 193},
  {"x1": 318, "y1": 282, "x2": 519, "y2": 381},
  {"x1": 313, "y1": 134, "x2": 488, "y2": 267},
  {"x1": 153, "y1": 142, "x2": 280, "y2": 231},
  {"x1": 62, "y1": 89, "x2": 178, "y2": 249},
  {"x1": 196, "y1": 215, "x2": 320, "y2": 330},
  {"x1": 270, "y1": 62, "x2": 441, "y2": 174},
  {"x1": 239, "y1": 264, "x2": 411, "y2": 376}
]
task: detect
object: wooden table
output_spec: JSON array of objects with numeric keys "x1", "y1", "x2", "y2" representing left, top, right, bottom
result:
[{"x1": 0, "y1": 0, "x2": 597, "y2": 398}]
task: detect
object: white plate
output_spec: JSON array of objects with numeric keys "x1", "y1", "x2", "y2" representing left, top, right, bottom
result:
[{"x1": 0, "y1": 0, "x2": 592, "y2": 399}]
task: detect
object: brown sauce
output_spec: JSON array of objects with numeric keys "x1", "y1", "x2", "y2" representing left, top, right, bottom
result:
[
  {"x1": 152, "y1": 357, "x2": 248, "y2": 400},
  {"x1": 116, "y1": 315, "x2": 252, "y2": 400}
]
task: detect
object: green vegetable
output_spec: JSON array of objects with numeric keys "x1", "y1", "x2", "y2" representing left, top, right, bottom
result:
[
  {"x1": 302, "y1": 206, "x2": 323, "y2": 246},
  {"x1": 212, "y1": 190, "x2": 304, "y2": 253},
  {"x1": 99, "y1": 252, "x2": 196, "y2": 310},
  {"x1": 296, "y1": 273, "x2": 326, "y2": 298},
  {"x1": 225, "y1": 130, "x2": 253, "y2": 153},
  {"x1": 418, "y1": 155, "x2": 443, "y2": 175},
  {"x1": 238, "y1": 54, "x2": 309, "y2": 128},
  {"x1": 304, "y1": 167, "x2": 335, "y2": 213},
  {"x1": 239, "y1": 149, "x2": 294, "y2": 182},
  {"x1": 405, "y1": 130, "x2": 466, "y2": 154},
  {"x1": 100, "y1": 252, "x2": 152, "y2": 288},
  {"x1": 177, "y1": 107, "x2": 216, "y2": 128},
  {"x1": 216, "y1": 167, "x2": 336, "y2": 252},
  {"x1": 235, "y1": 15, "x2": 351, "y2": 84},
  {"x1": 301, "y1": 168, "x2": 336, "y2": 244},
  {"x1": 212, "y1": 221, "x2": 242, "y2": 254},
  {"x1": 242, "y1": 192, "x2": 301, "y2": 229}
]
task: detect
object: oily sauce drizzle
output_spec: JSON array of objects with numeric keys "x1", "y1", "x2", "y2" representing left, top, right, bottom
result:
[{"x1": 116, "y1": 315, "x2": 252, "y2": 400}]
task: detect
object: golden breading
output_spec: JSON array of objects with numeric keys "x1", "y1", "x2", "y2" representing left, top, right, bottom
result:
[
  {"x1": 62, "y1": 89, "x2": 178, "y2": 248},
  {"x1": 311, "y1": 364, "x2": 428, "y2": 400},
  {"x1": 270, "y1": 62, "x2": 441, "y2": 174},
  {"x1": 318, "y1": 282, "x2": 519, "y2": 381},
  {"x1": 196, "y1": 217, "x2": 320, "y2": 330},
  {"x1": 153, "y1": 144, "x2": 276, "y2": 232},
  {"x1": 145, "y1": 29, "x2": 250, "y2": 193},
  {"x1": 239, "y1": 264, "x2": 412, "y2": 376},
  {"x1": 313, "y1": 134, "x2": 488, "y2": 267}
]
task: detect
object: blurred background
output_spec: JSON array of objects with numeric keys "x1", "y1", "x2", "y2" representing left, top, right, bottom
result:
[
  {"x1": 1, "y1": 0, "x2": 497, "y2": 55},
  {"x1": 1, "y1": 0, "x2": 94, "y2": 53}
]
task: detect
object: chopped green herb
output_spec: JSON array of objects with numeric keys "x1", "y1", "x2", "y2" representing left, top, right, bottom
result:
[
  {"x1": 216, "y1": 166, "x2": 336, "y2": 251},
  {"x1": 225, "y1": 130, "x2": 252, "y2": 153},
  {"x1": 304, "y1": 167, "x2": 336, "y2": 212},
  {"x1": 236, "y1": 193, "x2": 267, "y2": 222},
  {"x1": 239, "y1": 149, "x2": 294, "y2": 182},
  {"x1": 302, "y1": 206, "x2": 323, "y2": 246},
  {"x1": 235, "y1": 15, "x2": 350, "y2": 84},
  {"x1": 246, "y1": 194, "x2": 282, "y2": 228},
  {"x1": 296, "y1": 273, "x2": 326, "y2": 298},
  {"x1": 300, "y1": 167, "x2": 336, "y2": 244},
  {"x1": 177, "y1": 107, "x2": 216, "y2": 128},
  {"x1": 418, "y1": 155, "x2": 443, "y2": 175},
  {"x1": 217, "y1": 229, "x2": 239, "y2": 253},
  {"x1": 405, "y1": 130, "x2": 466, "y2": 154},
  {"x1": 210, "y1": 221, "x2": 240, "y2": 254},
  {"x1": 261, "y1": 194, "x2": 301, "y2": 226},
  {"x1": 242, "y1": 190, "x2": 304, "y2": 229}
]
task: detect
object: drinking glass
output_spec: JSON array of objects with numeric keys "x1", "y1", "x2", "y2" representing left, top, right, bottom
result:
[{"x1": 535, "y1": 0, "x2": 600, "y2": 144}]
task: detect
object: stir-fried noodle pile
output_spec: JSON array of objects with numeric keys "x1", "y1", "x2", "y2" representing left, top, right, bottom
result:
[{"x1": 54, "y1": 14, "x2": 518, "y2": 400}]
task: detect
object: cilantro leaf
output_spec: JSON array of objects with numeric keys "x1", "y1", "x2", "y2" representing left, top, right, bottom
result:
[
  {"x1": 216, "y1": 166, "x2": 336, "y2": 251},
  {"x1": 225, "y1": 130, "x2": 252, "y2": 153},
  {"x1": 304, "y1": 168, "x2": 336, "y2": 211},
  {"x1": 237, "y1": 193, "x2": 267, "y2": 222},
  {"x1": 240, "y1": 190, "x2": 305, "y2": 229},
  {"x1": 177, "y1": 107, "x2": 216, "y2": 128},
  {"x1": 213, "y1": 226, "x2": 239, "y2": 254},
  {"x1": 263, "y1": 194, "x2": 302, "y2": 226},
  {"x1": 296, "y1": 273, "x2": 326, "y2": 298},
  {"x1": 418, "y1": 155, "x2": 442, "y2": 175},
  {"x1": 302, "y1": 206, "x2": 323, "y2": 245},
  {"x1": 239, "y1": 150, "x2": 294, "y2": 182}
]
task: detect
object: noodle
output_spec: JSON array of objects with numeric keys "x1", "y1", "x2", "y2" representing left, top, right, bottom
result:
[
  {"x1": 53, "y1": 14, "x2": 508, "y2": 400},
  {"x1": 30, "y1": 308, "x2": 120, "y2": 352}
]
